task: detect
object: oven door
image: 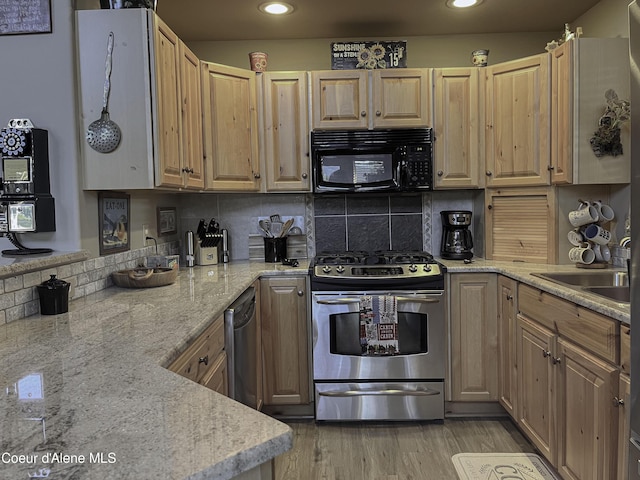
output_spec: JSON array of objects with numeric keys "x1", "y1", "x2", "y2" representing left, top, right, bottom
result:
[
  {"x1": 312, "y1": 148, "x2": 401, "y2": 193},
  {"x1": 311, "y1": 291, "x2": 445, "y2": 381}
]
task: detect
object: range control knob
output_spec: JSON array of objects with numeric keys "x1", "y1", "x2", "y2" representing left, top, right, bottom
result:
[
  {"x1": 322, "y1": 265, "x2": 332, "y2": 274},
  {"x1": 336, "y1": 265, "x2": 345, "y2": 274},
  {"x1": 423, "y1": 264, "x2": 432, "y2": 273},
  {"x1": 409, "y1": 264, "x2": 418, "y2": 273}
]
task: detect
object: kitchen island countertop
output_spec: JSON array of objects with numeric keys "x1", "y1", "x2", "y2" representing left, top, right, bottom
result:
[{"x1": 0, "y1": 260, "x2": 308, "y2": 480}]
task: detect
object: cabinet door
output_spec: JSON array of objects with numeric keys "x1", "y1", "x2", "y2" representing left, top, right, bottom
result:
[
  {"x1": 202, "y1": 62, "x2": 260, "y2": 191},
  {"x1": 517, "y1": 315, "x2": 556, "y2": 464},
  {"x1": 311, "y1": 70, "x2": 368, "y2": 129},
  {"x1": 200, "y1": 353, "x2": 228, "y2": 396},
  {"x1": 449, "y1": 273, "x2": 498, "y2": 402},
  {"x1": 260, "y1": 276, "x2": 309, "y2": 405},
  {"x1": 261, "y1": 72, "x2": 310, "y2": 192},
  {"x1": 485, "y1": 186, "x2": 558, "y2": 264},
  {"x1": 485, "y1": 54, "x2": 551, "y2": 187},
  {"x1": 180, "y1": 43, "x2": 205, "y2": 190},
  {"x1": 154, "y1": 16, "x2": 183, "y2": 188},
  {"x1": 497, "y1": 275, "x2": 518, "y2": 418},
  {"x1": 550, "y1": 40, "x2": 573, "y2": 184},
  {"x1": 556, "y1": 339, "x2": 619, "y2": 480},
  {"x1": 371, "y1": 69, "x2": 431, "y2": 128},
  {"x1": 433, "y1": 68, "x2": 482, "y2": 188},
  {"x1": 617, "y1": 374, "x2": 630, "y2": 480}
]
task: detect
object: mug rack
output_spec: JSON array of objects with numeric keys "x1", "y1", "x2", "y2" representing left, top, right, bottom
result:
[{"x1": 568, "y1": 198, "x2": 616, "y2": 269}]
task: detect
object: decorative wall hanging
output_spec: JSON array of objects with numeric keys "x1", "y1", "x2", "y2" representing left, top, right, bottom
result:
[
  {"x1": 0, "y1": 0, "x2": 52, "y2": 35},
  {"x1": 331, "y1": 41, "x2": 407, "y2": 70},
  {"x1": 98, "y1": 192, "x2": 130, "y2": 256},
  {"x1": 590, "y1": 89, "x2": 630, "y2": 158}
]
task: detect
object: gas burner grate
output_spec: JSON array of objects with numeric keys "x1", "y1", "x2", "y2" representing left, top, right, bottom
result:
[{"x1": 314, "y1": 250, "x2": 435, "y2": 265}]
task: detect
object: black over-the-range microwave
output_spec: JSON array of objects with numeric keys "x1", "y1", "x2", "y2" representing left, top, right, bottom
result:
[{"x1": 310, "y1": 128, "x2": 433, "y2": 194}]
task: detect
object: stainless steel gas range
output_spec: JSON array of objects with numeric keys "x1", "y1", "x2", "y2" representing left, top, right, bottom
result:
[{"x1": 310, "y1": 251, "x2": 446, "y2": 422}]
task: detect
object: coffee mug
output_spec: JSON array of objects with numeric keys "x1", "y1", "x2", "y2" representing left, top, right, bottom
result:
[
  {"x1": 583, "y1": 224, "x2": 612, "y2": 245},
  {"x1": 569, "y1": 245, "x2": 595, "y2": 264},
  {"x1": 568, "y1": 203, "x2": 599, "y2": 227},
  {"x1": 567, "y1": 229, "x2": 584, "y2": 247},
  {"x1": 592, "y1": 200, "x2": 615, "y2": 222},
  {"x1": 593, "y1": 244, "x2": 611, "y2": 263}
]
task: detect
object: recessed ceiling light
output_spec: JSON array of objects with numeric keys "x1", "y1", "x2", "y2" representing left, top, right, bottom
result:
[
  {"x1": 258, "y1": 2, "x2": 294, "y2": 15},
  {"x1": 446, "y1": 0, "x2": 483, "y2": 8}
]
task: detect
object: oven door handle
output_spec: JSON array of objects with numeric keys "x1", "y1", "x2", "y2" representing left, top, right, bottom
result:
[
  {"x1": 319, "y1": 387, "x2": 441, "y2": 397},
  {"x1": 316, "y1": 296, "x2": 440, "y2": 305}
]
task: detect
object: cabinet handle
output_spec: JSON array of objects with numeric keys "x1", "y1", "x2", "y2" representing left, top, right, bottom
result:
[
  {"x1": 297, "y1": 290, "x2": 304, "y2": 297},
  {"x1": 253, "y1": 172, "x2": 261, "y2": 179},
  {"x1": 542, "y1": 350, "x2": 551, "y2": 358},
  {"x1": 437, "y1": 170, "x2": 444, "y2": 177},
  {"x1": 547, "y1": 165, "x2": 555, "y2": 171},
  {"x1": 486, "y1": 171, "x2": 493, "y2": 176},
  {"x1": 198, "y1": 355, "x2": 209, "y2": 366},
  {"x1": 487, "y1": 205, "x2": 493, "y2": 210},
  {"x1": 302, "y1": 173, "x2": 308, "y2": 179},
  {"x1": 506, "y1": 295, "x2": 513, "y2": 300},
  {"x1": 375, "y1": 110, "x2": 381, "y2": 117},
  {"x1": 614, "y1": 397, "x2": 625, "y2": 406},
  {"x1": 552, "y1": 356, "x2": 561, "y2": 365},
  {"x1": 360, "y1": 111, "x2": 367, "y2": 117}
]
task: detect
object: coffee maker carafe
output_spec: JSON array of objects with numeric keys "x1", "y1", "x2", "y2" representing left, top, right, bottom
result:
[{"x1": 440, "y1": 210, "x2": 473, "y2": 260}]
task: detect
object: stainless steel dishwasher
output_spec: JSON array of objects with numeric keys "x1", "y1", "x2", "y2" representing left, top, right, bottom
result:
[{"x1": 224, "y1": 286, "x2": 257, "y2": 409}]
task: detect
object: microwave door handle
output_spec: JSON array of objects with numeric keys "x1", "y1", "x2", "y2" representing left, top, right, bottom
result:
[
  {"x1": 316, "y1": 298, "x2": 360, "y2": 305},
  {"x1": 395, "y1": 296, "x2": 440, "y2": 304}
]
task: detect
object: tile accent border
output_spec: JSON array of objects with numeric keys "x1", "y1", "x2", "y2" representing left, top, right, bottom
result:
[{"x1": 1, "y1": 241, "x2": 179, "y2": 324}]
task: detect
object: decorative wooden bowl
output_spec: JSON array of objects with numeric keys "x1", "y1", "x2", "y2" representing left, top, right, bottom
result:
[{"x1": 112, "y1": 267, "x2": 178, "y2": 288}]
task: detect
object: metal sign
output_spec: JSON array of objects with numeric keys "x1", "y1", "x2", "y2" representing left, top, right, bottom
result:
[{"x1": 331, "y1": 41, "x2": 407, "y2": 70}]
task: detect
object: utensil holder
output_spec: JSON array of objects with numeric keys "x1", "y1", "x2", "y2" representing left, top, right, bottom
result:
[{"x1": 264, "y1": 237, "x2": 287, "y2": 263}]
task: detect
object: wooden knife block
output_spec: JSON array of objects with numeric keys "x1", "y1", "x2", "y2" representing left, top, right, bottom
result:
[{"x1": 195, "y1": 243, "x2": 218, "y2": 265}]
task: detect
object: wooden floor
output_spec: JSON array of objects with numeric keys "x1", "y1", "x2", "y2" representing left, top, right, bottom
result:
[{"x1": 274, "y1": 418, "x2": 537, "y2": 480}]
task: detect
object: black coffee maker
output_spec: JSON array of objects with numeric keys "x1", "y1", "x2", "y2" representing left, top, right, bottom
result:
[{"x1": 440, "y1": 210, "x2": 473, "y2": 260}]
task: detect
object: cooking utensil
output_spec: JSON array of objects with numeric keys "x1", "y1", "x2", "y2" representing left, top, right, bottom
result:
[
  {"x1": 259, "y1": 219, "x2": 273, "y2": 237},
  {"x1": 279, "y1": 218, "x2": 294, "y2": 237},
  {"x1": 270, "y1": 221, "x2": 283, "y2": 238},
  {"x1": 86, "y1": 32, "x2": 122, "y2": 154},
  {"x1": 270, "y1": 214, "x2": 282, "y2": 223}
]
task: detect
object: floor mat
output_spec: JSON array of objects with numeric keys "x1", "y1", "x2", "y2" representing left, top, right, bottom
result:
[{"x1": 452, "y1": 453, "x2": 560, "y2": 480}]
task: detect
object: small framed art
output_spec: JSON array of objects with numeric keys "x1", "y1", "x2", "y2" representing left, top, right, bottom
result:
[{"x1": 98, "y1": 192, "x2": 130, "y2": 256}]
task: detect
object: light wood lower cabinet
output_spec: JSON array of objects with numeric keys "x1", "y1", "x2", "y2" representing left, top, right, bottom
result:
[
  {"x1": 515, "y1": 283, "x2": 622, "y2": 480},
  {"x1": 497, "y1": 275, "x2": 518, "y2": 417},
  {"x1": 448, "y1": 273, "x2": 498, "y2": 402},
  {"x1": 617, "y1": 374, "x2": 630, "y2": 480},
  {"x1": 168, "y1": 313, "x2": 228, "y2": 396},
  {"x1": 260, "y1": 276, "x2": 310, "y2": 406}
]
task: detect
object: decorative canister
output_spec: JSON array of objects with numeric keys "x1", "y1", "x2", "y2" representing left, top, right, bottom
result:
[
  {"x1": 36, "y1": 275, "x2": 70, "y2": 315},
  {"x1": 249, "y1": 52, "x2": 268, "y2": 72},
  {"x1": 471, "y1": 49, "x2": 490, "y2": 67}
]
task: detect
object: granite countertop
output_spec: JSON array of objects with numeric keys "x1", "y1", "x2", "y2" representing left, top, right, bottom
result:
[
  {"x1": 0, "y1": 255, "x2": 630, "y2": 479},
  {"x1": 0, "y1": 260, "x2": 308, "y2": 480}
]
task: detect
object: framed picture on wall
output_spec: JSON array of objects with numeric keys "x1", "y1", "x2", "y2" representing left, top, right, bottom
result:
[
  {"x1": 0, "y1": 0, "x2": 52, "y2": 36},
  {"x1": 157, "y1": 207, "x2": 177, "y2": 236},
  {"x1": 98, "y1": 192, "x2": 130, "y2": 256}
]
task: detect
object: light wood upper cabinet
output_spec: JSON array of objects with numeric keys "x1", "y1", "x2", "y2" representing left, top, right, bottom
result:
[
  {"x1": 551, "y1": 38, "x2": 630, "y2": 185},
  {"x1": 484, "y1": 54, "x2": 551, "y2": 187},
  {"x1": 497, "y1": 275, "x2": 518, "y2": 418},
  {"x1": 259, "y1": 72, "x2": 310, "y2": 192},
  {"x1": 311, "y1": 69, "x2": 431, "y2": 130},
  {"x1": 77, "y1": 9, "x2": 203, "y2": 190},
  {"x1": 433, "y1": 68, "x2": 483, "y2": 188},
  {"x1": 201, "y1": 62, "x2": 260, "y2": 191},
  {"x1": 448, "y1": 273, "x2": 498, "y2": 402},
  {"x1": 260, "y1": 276, "x2": 310, "y2": 406}
]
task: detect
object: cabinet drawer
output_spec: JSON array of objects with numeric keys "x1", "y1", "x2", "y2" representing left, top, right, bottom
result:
[
  {"x1": 621, "y1": 325, "x2": 630, "y2": 375},
  {"x1": 518, "y1": 284, "x2": 619, "y2": 364},
  {"x1": 169, "y1": 315, "x2": 225, "y2": 382}
]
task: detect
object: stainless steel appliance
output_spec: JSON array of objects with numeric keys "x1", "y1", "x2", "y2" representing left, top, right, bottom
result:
[
  {"x1": 440, "y1": 210, "x2": 474, "y2": 260},
  {"x1": 224, "y1": 286, "x2": 258, "y2": 409},
  {"x1": 630, "y1": 2, "x2": 640, "y2": 476},
  {"x1": 310, "y1": 128, "x2": 433, "y2": 193},
  {"x1": 310, "y1": 251, "x2": 446, "y2": 421}
]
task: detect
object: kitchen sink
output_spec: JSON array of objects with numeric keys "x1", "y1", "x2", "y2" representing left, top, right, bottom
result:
[
  {"x1": 583, "y1": 286, "x2": 630, "y2": 303},
  {"x1": 531, "y1": 271, "x2": 629, "y2": 287}
]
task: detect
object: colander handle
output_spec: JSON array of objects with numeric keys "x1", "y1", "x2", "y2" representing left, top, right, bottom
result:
[{"x1": 103, "y1": 32, "x2": 115, "y2": 111}]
